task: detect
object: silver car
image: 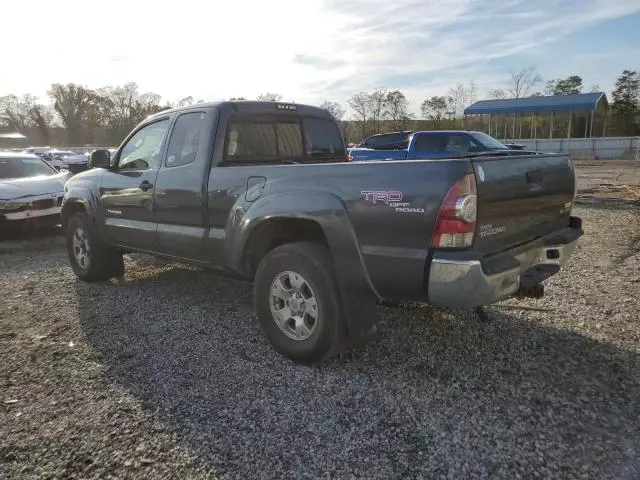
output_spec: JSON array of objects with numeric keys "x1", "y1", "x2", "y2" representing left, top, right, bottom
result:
[{"x1": 0, "y1": 152, "x2": 71, "y2": 227}]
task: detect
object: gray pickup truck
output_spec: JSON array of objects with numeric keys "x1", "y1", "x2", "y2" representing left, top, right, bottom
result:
[{"x1": 61, "y1": 101, "x2": 583, "y2": 363}]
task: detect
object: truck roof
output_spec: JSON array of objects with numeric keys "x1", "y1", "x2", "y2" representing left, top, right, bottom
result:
[{"x1": 147, "y1": 100, "x2": 333, "y2": 121}]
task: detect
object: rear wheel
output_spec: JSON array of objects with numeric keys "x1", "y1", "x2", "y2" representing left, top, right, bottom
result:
[
  {"x1": 254, "y1": 242, "x2": 346, "y2": 364},
  {"x1": 65, "y1": 212, "x2": 124, "y2": 281}
]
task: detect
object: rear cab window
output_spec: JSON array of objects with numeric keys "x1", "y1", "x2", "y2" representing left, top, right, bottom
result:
[
  {"x1": 363, "y1": 133, "x2": 409, "y2": 150},
  {"x1": 224, "y1": 115, "x2": 345, "y2": 165}
]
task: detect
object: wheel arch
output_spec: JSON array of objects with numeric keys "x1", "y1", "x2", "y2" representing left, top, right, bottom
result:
[
  {"x1": 61, "y1": 199, "x2": 87, "y2": 229},
  {"x1": 229, "y1": 191, "x2": 381, "y2": 345}
]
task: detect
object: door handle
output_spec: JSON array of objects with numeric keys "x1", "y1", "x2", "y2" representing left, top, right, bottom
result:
[{"x1": 139, "y1": 180, "x2": 153, "y2": 192}]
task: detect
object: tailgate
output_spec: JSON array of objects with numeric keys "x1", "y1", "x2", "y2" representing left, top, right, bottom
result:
[{"x1": 472, "y1": 153, "x2": 575, "y2": 255}]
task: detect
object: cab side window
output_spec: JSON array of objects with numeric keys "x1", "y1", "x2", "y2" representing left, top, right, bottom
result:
[
  {"x1": 414, "y1": 134, "x2": 446, "y2": 152},
  {"x1": 165, "y1": 112, "x2": 206, "y2": 167},
  {"x1": 118, "y1": 119, "x2": 171, "y2": 170},
  {"x1": 445, "y1": 135, "x2": 473, "y2": 154}
]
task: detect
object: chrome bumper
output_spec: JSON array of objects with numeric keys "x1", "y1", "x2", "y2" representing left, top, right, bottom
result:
[{"x1": 427, "y1": 228, "x2": 581, "y2": 308}]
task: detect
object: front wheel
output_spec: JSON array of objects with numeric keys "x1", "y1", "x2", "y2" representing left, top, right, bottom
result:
[
  {"x1": 65, "y1": 212, "x2": 124, "y2": 282},
  {"x1": 254, "y1": 242, "x2": 346, "y2": 364}
]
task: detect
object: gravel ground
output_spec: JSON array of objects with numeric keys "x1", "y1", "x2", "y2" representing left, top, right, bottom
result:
[{"x1": 1, "y1": 204, "x2": 639, "y2": 480}]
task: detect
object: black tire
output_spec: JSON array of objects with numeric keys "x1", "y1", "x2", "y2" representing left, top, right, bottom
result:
[
  {"x1": 254, "y1": 242, "x2": 346, "y2": 364},
  {"x1": 65, "y1": 212, "x2": 124, "y2": 282}
]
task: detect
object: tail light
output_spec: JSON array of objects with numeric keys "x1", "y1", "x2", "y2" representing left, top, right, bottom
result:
[
  {"x1": 431, "y1": 172, "x2": 477, "y2": 248},
  {"x1": 347, "y1": 153, "x2": 353, "y2": 162}
]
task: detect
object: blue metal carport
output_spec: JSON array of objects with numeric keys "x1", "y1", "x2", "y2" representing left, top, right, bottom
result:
[{"x1": 464, "y1": 92, "x2": 608, "y2": 139}]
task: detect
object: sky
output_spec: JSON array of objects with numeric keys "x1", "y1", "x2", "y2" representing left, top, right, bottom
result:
[{"x1": 2, "y1": 0, "x2": 639, "y2": 115}]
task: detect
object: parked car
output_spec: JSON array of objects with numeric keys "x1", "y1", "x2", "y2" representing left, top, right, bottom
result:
[
  {"x1": 62, "y1": 101, "x2": 582, "y2": 363},
  {"x1": 39, "y1": 150, "x2": 89, "y2": 174},
  {"x1": 349, "y1": 130, "x2": 537, "y2": 161},
  {"x1": 0, "y1": 152, "x2": 70, "y2": 227}
]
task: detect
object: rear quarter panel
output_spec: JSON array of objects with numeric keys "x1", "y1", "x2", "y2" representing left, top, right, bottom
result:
[{"x1": 225, "y1": 159, "x2": 471, "y2": 301}]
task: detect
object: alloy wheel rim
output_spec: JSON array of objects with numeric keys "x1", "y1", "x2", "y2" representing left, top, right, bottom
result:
[
  {"x1": 72, "y1": 227, "x2": 90, "y2": 269},
  {"x1": 269, "y1": 271, "x2": 319, "y2": 341}
]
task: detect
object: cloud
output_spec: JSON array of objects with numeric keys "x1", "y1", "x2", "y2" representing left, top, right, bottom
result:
[
  {"x1": 291, "y1": 0, "x2": 640, "y2": 110},
  {"x1": 293, "y1": 55, "x2": 345, "y2": 70},
  {"x1": 0, "y1": 0, "x2": 638, "y2": 113}
]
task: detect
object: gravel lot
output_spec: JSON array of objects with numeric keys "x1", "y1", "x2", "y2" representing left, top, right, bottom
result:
[{"x1": 1, "y1": 201, "x2": 639, "y2": 478}]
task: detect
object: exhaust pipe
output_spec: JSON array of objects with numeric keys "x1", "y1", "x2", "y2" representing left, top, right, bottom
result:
[{"x1": 516, "y1": 283, "x2": 544, "y2": 299}]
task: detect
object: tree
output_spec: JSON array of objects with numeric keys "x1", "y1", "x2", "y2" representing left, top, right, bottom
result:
[
  {"x1": 28, "y1": 104, "x2": 54, "y2": 144},
  {"x1": 420, "y1": 96, "x2": 449, "y2": 128},
  {"x1": 465, "y1": 80, "x2": 478, "y2": 107},
  {"x1": 0, "y1": 94, "x2": 37, "y2": 130},
  {"x1": 95, "y1": 83, "x2": 165, "y2": 144},
  {"x1": 506, "y1": 65, "x2": 542, "y2": 98},
  {"x1": 611, "y1": 70, "x2": 640, "y2": 136},
  {"x1": 366, "y1": 88, "x2": 387, "y2": 134},
  {"x1": 545, "y1": 75, "x2": 583, "y2": 95},
  {"x1": 447, "y1": 83, "x2": 467, "y2": 127},
  {"x1": 488, "y1": 89, "x2": 508, "y2": 99},
  {"x1": 176, "y1": 96, "x2": 195, "y2": 107},
  {"x1": 320, "y1": 101, "x2": 345, "y2": 120},
  {"x1": 384, "y1": 90, "x2": 412, "y2": 130},
  {"x1": 448, "y1": 83, "x2": 465, "y2": 116},
  {"x1": 348, "y1": 92, "x2": 370, "y2": 139},
  {"x1": 48, "y1": 83, "x2": 96, "y2": 144},
  {"x1": 136, "y1": 92, "x2": 165, "y2": 120},
  {"x1": 256, "y1": 92, "x2": 283, "y2": 102}
]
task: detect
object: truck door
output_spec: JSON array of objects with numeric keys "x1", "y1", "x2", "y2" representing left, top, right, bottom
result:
[
  {"x1": 154, "y1": 110, "x2": 213, "y2": 261},
  {"x1": 100, "y1": 118, "x2": 171, "y2": 249}
]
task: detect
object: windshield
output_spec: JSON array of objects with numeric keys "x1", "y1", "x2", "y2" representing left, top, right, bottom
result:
[
  {"x1": 470, "y1": 132, "x2": 509, "y2": 150},
  {"x1": 0, "y1": 157, "x2": 57, "y2": 179}
]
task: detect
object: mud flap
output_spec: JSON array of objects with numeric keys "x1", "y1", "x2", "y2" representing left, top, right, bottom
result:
[{"x1": 328, "y1": 237, "x2": 380, "y2": 347}]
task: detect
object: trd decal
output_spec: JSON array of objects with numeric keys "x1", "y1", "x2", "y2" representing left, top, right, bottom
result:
[
  {"x1": 361, "y1": 191, "x2": 403, "y2": 204},
  {"x1": 361, "y1": 191, "x2": 425, "y2": 214}
]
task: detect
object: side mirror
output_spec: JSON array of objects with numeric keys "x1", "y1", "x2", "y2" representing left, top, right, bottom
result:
[{"x1": 90, "y1": 149, "x2": 111, "y2": 169}]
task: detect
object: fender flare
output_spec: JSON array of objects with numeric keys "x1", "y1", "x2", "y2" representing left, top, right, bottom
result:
[
  {"x1": 61, "y1": 186, "x2": 103, "y2": 230},
  {"x1": 228, "y1": 191, "x2": 382, "y2": 344}
]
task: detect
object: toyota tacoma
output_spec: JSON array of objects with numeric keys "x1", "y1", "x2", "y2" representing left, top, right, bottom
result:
[{"x1": 61, "y1": 101, "x2": 583, "y2": 363}]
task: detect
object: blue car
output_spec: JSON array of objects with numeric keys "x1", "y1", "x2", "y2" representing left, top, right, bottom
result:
[{"x1": 349, "y1": 130, "x2": 535, "y2": 161}]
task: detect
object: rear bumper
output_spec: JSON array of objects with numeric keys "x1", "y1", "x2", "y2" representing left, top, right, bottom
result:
[{"x1": 427, "y1": 217, "x2": 583, "y2": 308}]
